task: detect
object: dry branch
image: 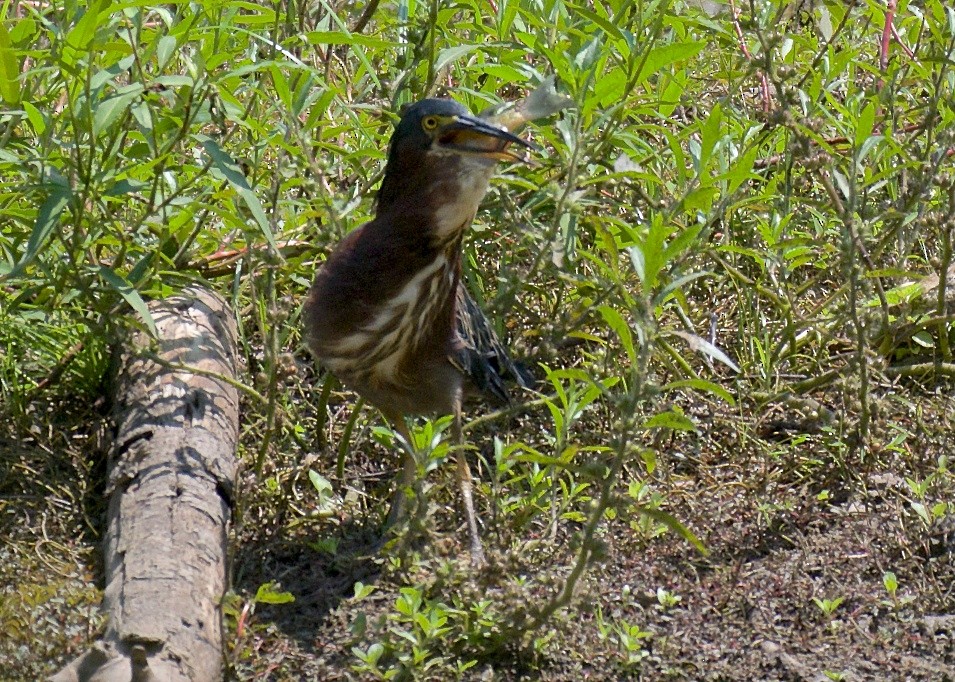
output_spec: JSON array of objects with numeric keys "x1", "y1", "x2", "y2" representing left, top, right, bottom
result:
[{"x1": 52, "y1": 286, "x2": 240, "y2": 682}]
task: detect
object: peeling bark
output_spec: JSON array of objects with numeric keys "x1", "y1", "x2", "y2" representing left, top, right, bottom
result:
[{"x1": 53, "y1": 286, "x2": 240, "y2": 682}]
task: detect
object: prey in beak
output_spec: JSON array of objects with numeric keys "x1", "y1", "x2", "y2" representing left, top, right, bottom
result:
[{"x1": 436, "y1": 114, "x2": 537, "y2": 163}]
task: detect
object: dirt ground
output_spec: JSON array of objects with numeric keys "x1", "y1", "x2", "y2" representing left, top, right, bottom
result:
[{"x1": 5, "y1": 377, "x2": 951, "y2": 681}]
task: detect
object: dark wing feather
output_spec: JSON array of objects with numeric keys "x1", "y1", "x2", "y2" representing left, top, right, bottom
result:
[{"x1": 452, "y1": 284, "x2": 534, "y2": 404}]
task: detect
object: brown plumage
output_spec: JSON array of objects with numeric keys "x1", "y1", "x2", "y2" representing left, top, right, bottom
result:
[{"x1": 303, "y1": 99, "x2": 533, "y2": 563}]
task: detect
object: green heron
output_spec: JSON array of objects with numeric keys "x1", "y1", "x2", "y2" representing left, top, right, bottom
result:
[{"x1": 303, "y1": 99, "x2": 534, "y2": 563}]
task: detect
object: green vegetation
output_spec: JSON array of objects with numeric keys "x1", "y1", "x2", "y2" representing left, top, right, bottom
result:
[{"x1": 2, "y1": 0, "x2": 954, "y2": 679}]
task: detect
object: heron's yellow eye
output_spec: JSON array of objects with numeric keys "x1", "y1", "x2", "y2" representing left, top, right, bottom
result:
[{"x1": 421, "y1": 115, "x2": 439, "y2": 131}]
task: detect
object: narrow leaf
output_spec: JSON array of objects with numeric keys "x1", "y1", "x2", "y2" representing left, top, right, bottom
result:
[
  {"x1": 642, "y1": 410, "x2": 697, "y2": 431},
  {"x1": 636, "y1": 41, "x2": 706, "y2": 85},
  {"x1": 663, "y1": 378, "x2": 736, "y2": 405},
  {"x1": 93, "y1": 84, "x2": 144, "y2": 137},
  {"x1": 23, "y1": 101, "x2": 45, "y2": 134},
  {"x1": 65, "y1": 0, "x2": 106, "y2": 52},
  {"x1": 698, "y1": 102, "x2": 722, "y2": 168},
  {"x1": 198, "y1": 135, "x2": 278, "y2": 252},
  {"x1": 575, "y1": 7, "x2": 626, "y2": 42},
  {"x1": 305, "y1": 31, "x2": 399, "y2": 49},
  {"x1": 255, "y1": 581, "x2": 295, "y2": 604},
  {"x1": 308, "y1": 469, "x2": 333, "y2": 495},
  {"x1": 98, "y1": 266, "x2": 158, "y2": 337},
  {"x1": 156, "y1": 35, "x2": 177, "y2": 69},
  {"x1": 0, "y1": 22, "x2": 20, "y2": 105},
  {"x1": 434, "y1": 44, "x2": 481, "y2": 73},
  {"x1": 638, "y1": 506, "x2": 709, "y2": 555},
  {"x1": 599, "y1": 305, "x2": 636, "y2": 365},
  {"x1": 670, "y1": 330, "x2": 741, "y2": 372},
  {"x1": 856, "y1": 100, "x2": 876, "y2": 147},
  {"x1": 9, "y1": 184, "x2": 71, "y2": 277}
]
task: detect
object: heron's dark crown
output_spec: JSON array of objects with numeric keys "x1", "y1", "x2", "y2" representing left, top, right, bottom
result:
[
  {"x1": 393, "y1": 99, "x2": 471, "y2": 147},
  {"x1": 376, "y1": 98, "x2": 523, "y2": 215}
]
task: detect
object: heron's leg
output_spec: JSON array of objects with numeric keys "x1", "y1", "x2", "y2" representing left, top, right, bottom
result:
[
  {"x1": 385, "y1": 415, "x2": 417, "y2": 529},
  {"x1": 453, "y1": 397, "x2": 485, "y2": 565}
]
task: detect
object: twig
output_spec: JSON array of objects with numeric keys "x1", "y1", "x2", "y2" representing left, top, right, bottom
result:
[
  {"x1": 881, "y1": 0, "x2": 914, "y2": 71},
  {"x1": 880, "y1": 0, "x2": 896, "y2": 71},
  {"x1": 728, "y1": 0, "x2": 771, "y2": 112},
  {"x1": 351, "y1": 0, "x2": 380, "y2": 34},
  {"x1": 30, "y1": 340, "x2": 85, "y2": 395},
  {"x1": 885, "y1": 362, "x2": 955, "y2": 379}
]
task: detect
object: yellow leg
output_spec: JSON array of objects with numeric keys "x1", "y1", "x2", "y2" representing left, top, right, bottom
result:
[
  {"x1": 453, "y1": 398, "x2": 485, "y2": 565},
  {"x1": 385, "y1": 416, "x2": 417, "y2": 529},
  {"x1": 383, "y1": 406, "x2": 484, "y2": 565}
]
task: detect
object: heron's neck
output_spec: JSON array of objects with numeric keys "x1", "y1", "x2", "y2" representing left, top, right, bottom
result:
[{"x1": 377, "y1": 157, "x2": 495, "y2": 240}]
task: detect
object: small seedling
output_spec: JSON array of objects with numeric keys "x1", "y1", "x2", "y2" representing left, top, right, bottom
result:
[
  {"x1": 813, "y1": 596, "x2": 844, "y2": 632},
  {"x1": 656, "y1": 587, "x2": 682, "y2": 610},
  {"x1": 882, "y1": 571, "x2": 898, "y2": 602},
  {"x1": 615, "y1": 619, "x2": 652, "y2": 668},
  {"x1": 880, "y1": 570, "x2": 914, "y2": 609}
]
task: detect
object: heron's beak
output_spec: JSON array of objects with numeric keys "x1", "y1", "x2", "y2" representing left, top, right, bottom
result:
[{"x1": 437, "y1": 114, "x2": 537, "y2": 162}]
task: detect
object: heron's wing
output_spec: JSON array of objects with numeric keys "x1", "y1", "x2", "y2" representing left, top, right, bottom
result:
[{"x1": 452, "y1": 284, "x2": 533, "y2": 404}]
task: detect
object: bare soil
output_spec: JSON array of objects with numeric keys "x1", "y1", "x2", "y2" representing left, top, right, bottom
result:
[{"x1": 2, "y1": 382, "x2": 954, "y2": 681}]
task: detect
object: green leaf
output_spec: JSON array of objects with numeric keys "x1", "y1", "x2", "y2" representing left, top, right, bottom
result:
[
  {"x1": 155, "y1": 75, "x2": 195, "y2": 88},
  {"x1": 856, "y1": 100, "x2": 876, "y2": 147},
  {"x1": 910, "y1": 502, "x2": 930, "y2": 525},
  {"x1": 434, "y1": 44, "x2": 482, "y2": 73},
  {"x1": 255, "y1": 581, "x2": 295, "y2": 605},
  {"x1": 592, "y1": 68, "x2": 627, "y2": 107},
  {"x1": 831, "y1": 168, "x2": 850, "y2": 200},
  {"x1": 230, "y1": 2, "x2": 277, "y2": 25},
  {"x1": 90, "y1": 55, "x2": 136, "y2": 89},
  {"x1": 663, "y1": 378, "x2": 736, "y2": 405},
  {"x1": 353, "y1": 642, "x2": 383, "y2": 665},
  {"x1": 642, "y1": 410, "x2": 697, "y2": 431},
  {"x1": 629, "y1": 215, "x2": 673, "y2": 290},
  {"x1": 197, "y1": 135, "x2": 278, "y2": 252},
  {"x1": 629, "y1": 244, "x2": 646, "y2": 283},
  {"x1": 0, "y1": 22, "x2": 20, "y2": 105},
  {"x1": 655, "y1": 270, "x2": 709, "y2": 307},
  {"x1": 599, "y1": 305, "x2": 636, "y2": 365},
  {"x1": 352, "y1": 581, "x2": 376, "y2": 600},
  {"x1": 305, "y1": 30, "x2": 399, "y2": 49},
  {"x1": 725, "y1": 143, "x2": 762, "y2": 194},
  {"x1": 663, "y1": 224, "x2": 703, "y2": 264},
  {"x1": 816, "y1": 3, "x2": 833, "y2": 41},
  {"x1": 637, "y1": 506, "x2": 709, "y2": 555},
  {"x1": 575, "y1": 6, "x2": 626, "y2": 43},
  {"x1": 8, "y1": 18, "x2": 36, "y2": 44},
  {"x1": 64, "y1": 0, "x2": 107, "y2": 55},
  {"x1": 8, "y1": 184, "x2": 71, "y2": 278},
  {"x1": 269, "y1": 64, "x2": 292, "y2": 108},
  {"x1": 23, "y1": 101, "x2": 45, "y2": 135},
  {"x1": 512, "y1": 451, "x2": 574, "y2": 467},
  {"x1": 698, "y1": 102, "x2": 722, "y2": 168},
  {"x1": 683, "y1": 186, "x2": 718, "y2": 212},
  {"x1": 93, "y1": 84, "x2": 144, "y2": 137},
  {"x1": 912, "y1": 330, "x2": 934, "y2": 348},
  {"x1": 308, "y1": 469, "x2": 333, "y2": 496},
  {"x1": 155, "y1": 35, "x2": 177, "y2": 69},
  {"x1": 98, "y1": 266, "x2": 158, "y2": 338},
  {"x1": 636, "y1": 41, "x2": 706, "y2": 86}
]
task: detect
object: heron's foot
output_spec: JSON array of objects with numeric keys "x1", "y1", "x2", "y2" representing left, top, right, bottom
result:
[
  {"x1": 468, "y1": 533, "x2": 485, "y2": 567},
  {"x1": 380, "y1": 479, "x2": 432, "y2": 555},
  {"x1": 384, "y1": 485, "x2": 411, "y2": 530}
]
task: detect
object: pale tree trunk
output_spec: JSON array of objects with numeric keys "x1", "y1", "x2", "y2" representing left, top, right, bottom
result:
[{"x1": 53, "y1": 286, "x2": 240, "y2": 682}]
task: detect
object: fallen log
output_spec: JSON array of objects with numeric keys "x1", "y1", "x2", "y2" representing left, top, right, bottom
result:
[{"x1": 52, "y1": 286, "x2": 240, "y2": 682}]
